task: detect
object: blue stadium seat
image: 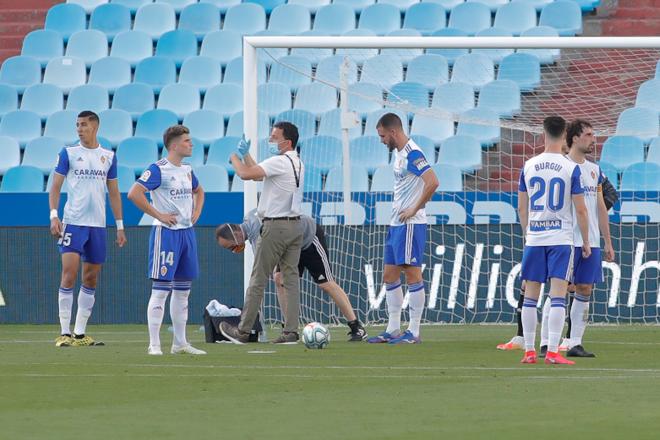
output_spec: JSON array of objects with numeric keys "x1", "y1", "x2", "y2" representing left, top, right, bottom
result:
[
  {"x1": 336, "y1": 29, "x2": 378, "y2": 64},
  {"x1": 200, "y1": 31, "x2": 242, "y2": 67},
  {"x1": 202, "y1": 0, "x2": 241, "y2": 14},
  {"x1": 598, "y1": 161, "x2": 619, "y2": 188},
  {"x1": 46, "y1": 169, "x2": 70, "y2": 192},
  {"x1": 424, "y1": 0, "x2": 463, "y2": 8},
  {"x1": 223, "y1": 3, "x2": 266, "y2": 36},
  {"x1": 253, "y1": 30, "x2": 289, "y2": 62},
  {"x1": 66, "y1": 85, "x2": 109, "y2": 113},
  {"x1": 44, "y1": 110, "x2": 78, "y2": 144},
  {"x1": 433, "y1": 163, "x2": 463, "y2": 191},
  {"x1": 0, "y1": 111, "x2": 42, "y2": 147},
  {"x1": 110, "y1": 31, "x2": 153, "y2": 67},
  {"x1": 301, "y1": 167, "x2": 323, "y2": 192},
  {"x1": 381, "y1": 29, "x2": 423, "y2": 63},
  {"x1": 21, "y1": 84, "x2": 63, "y2": 121},
  {"x1": 245, "y1": 0, "x2": 286, "y2": 14},
  {"x1": 333, "y1": 0, "x2": 374, "y2": 13},
  {"x1": 315, "y1": 55, "x2": 358, "y2": 85},
  {"x1": 290, "y1": 30, "x2": 334, "y2": 64},
  {"x1": 45, "y1": 3, "x2": 87, "y2": 42},
  {"x1": 294, "y1": 83, "x2": 337, "y2": 115},
  {"x1": 349, "y1": 136, "x2": 390, "y2": 174},
  {"x1": 0, "y1": 85, "x2": 17, "y2": 117},
  {"x1": 269, "y1": 55, "x2": 313, "y2": 92},
  {"x1": 135, "y1": 109, "x2": 179, "y2": 145},
  {"x1": 409, "y1": 135, "x2": 437, "y2": 162},
  {"x1": 426, "y1": 28, "x2": 469, "y2": 65},
  {"x1": 370, "y1": 165, "x2": 394, "y2": 192},
  {"x1": 88, "y1": 57, "x2": 131, "y2": 94},
  {"x1": 134, "y1": 3, "x2": 176, "y2": 40},
  {"x1": 207, "y1": 136, "x2": 240, "y2": 173},
  {"x1": 432, "y1": 82, "x2": 475, "y2": 114},
  {"x1": 182, "y1": 110, "x2": 224, "y2": 146},
  {"x1": 313, "y1": 4, "x2": 356, "y2": 35},
  {"x1": 360, "y1": 54, "x2": 403, "y2": 88},
  {"x1": 90, "y1": 3, "x2": 132, "y2": 41},
  {"x1": 410, "y1": 114, "x2": 454, "y2": 146},
  {"x1": 22, "y1": 137, "x2": 62, "y2": 174},
  {"x1": 222, "y1": 57, "x2": 267, "y2": 85},
  {"x1": 477, "y1": 80, "x2": 521, "y2": 117},
  {"x1": 472, "y1": 28, "x2": 515, "y2": 64},
  {"x1": 358, "y1": 4, "x2": 401, "y2": 36},
  {"x1": 258, "y1": 83, "x2": 292, "y2": 118},
  {"x1": 403, "y1": 3, "x2": 447, "y2": 36},
  {"x1": 97, "y1": 109, "x2": 133, "y2": 147},
  {"x1": 348, "y1": 82, "x2": 383, "y2": 117},
  {"x1": 179, "y1": 56, "x2": 222, "y2": 94},
  {"x1": 112, "y1": 83, "x2": 155, "y2": 119},
  {"x1": 539, "y1": 0, "x2": 583, "y2": 36},
  {"x1": 365, "y1": 108, "x2": 408, "y2": 135},
  {"x1": 456, "y1": 108, "x2": 501, "y2": 146},
  {"x1": 68, "y1": 0, "x2": 108, "y2": 14},
  {"x1": 381, "y1": 0, "x2": 424, "y2": 12},
  {"x1": 299, "y1": 136, "x2": 342, "y2": 174},
  {"x1": 0, "y1": 165, "x2": 44, "y2": 192},
  {"x1": 193, "y1": 164, "x2": 229, "y2": 191},
  {"x1": 494, "y1": 2, "x2": 538, "y2": 36},
  {"x1": 476, "y1": 0, "x2": 509, "y2": 12},
  {"x1": 387, "y1": 82, "x2": 429, "y2": 109},
  {"x1": 158, "y1": 0, "x2": 196, "y2": 13},
  {"x1": 157, "y1": 84, "x2": 200, "y2": 119},
  {"x1": 226, "y1": 111, "x2": 271, "y2": 138},
  {"x1": 116, "y1": 137, "x2": 159, "y2": 174},
  {"x1": 0, "y1": 136, "x2": 21, "y2": 175},
  {"x1": 615, "y1": 108, "x2": 659, "y2": 143},
  {"x1": 635, "y1": 79, "x2": 660, "y2": 112},
  {"x1": 448, "y1": 2, "x2": 491, "y2": 36},
  {"x1": 647, "y1": 137, "x2": 660, "y2": 166},
  {"x1": 324, "y1": 165, "x2": 370, "y2": 192},
  {"x1": 275, "y1": 109, "x2": 316, "y2": 139},
  {"x1": 497, "y1": 53, "x2": 541, "y2": 92},
  {"x1": 21, "y1": 30, "x2": 63, "y2": 68},
  {"x1": 287, "y1": 0, "x2": 330, "y2": 14},
  {"x1": 318, "y1": 108, "x2": 361, "y2": 140},
  {"x1": 65, "y1": 30, "x2": 109, "y2": 67},
  {"x1": 134, "y1": 56, "x2": 177, "y2": 94},
  {"x1": 600, "y1": 136, "x2": 645, "y2": 172},
  {"x1": 203, "y1": 83, "x2": 242, "y2": 120},
  {"x1": 451, "y1": 54, "x2": 494, "y2": 91},
  {"x1": 512, "y1": 0, "x2": 553, "y2": 12},
  {"x1": 116, "y1": 165, "x2": 135, "y2": 192},
  {"x1": 268, "y1": 4, "x2": 311, "y2": 34},
  {"x1": 111, "y1": 0, "x2": 152, "y2": 14},
  {"x1": 160, "y1": 136, "x2": 206, "y2": 167},
  {"x1": 179, "y1": 3, "x2": 221, "y2": 41},
  {"x1": 155, "y1": 30, "x2": 198, "y2": 68},
  {"x1": 437, "y1": 135, "x2": 482, "y2": 171},
  {"x1": 0, "y1": 56, "x2": 41, "y2": 94},
  {"x1": 620, "y1": 162, "x2": 660, "y2": 191},
  {"x1": 518, "y1": 26, "x2": 561, "y2": 65},
  {"x1": 574, "y1": 0, "x2": 600, "y2": 12}
]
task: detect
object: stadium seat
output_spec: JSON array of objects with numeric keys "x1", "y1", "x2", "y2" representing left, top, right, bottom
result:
[
  {"x1": 290, "y1": 30, "x2": 334, "y2": 64},
  {"x1": 497, "y1": 53, "x2": 541, "y2": 92},
  {"x1": 402, "y1": 2, "x2": 446, "y2": 36},
  {"x1": 22, "y1": 137, "x2": 62, "y2": 174},
  {"x1": 456, "y1": 108, "x2": 501, "y2": 146},
  {"x1": 66, "y1": 85, "x2": 109, "y2": 113},
  {"x1": 223, "y1": 3, "x2": 266, "y2": 36},
  {"x1": 0, "y1": 165, "x2": 44, "y2": 192},
  {"x1": 539, "y1": 0, "x2": 583, "y2": 36},
  {"x1": 451, "y1": 54, "x2": 494, "y2": 91},
  {"x1": 179, "y1": 56, "x2": 222, "y2": 94},
  {"x1": 437, "y1": 135, "x2": 482, "y2": 172},
  {"x1": 116, "y1": 137, "x2": 159, "y2": 174},
  {"x1": 203, "y1": 83, "x2": 243, "y2": 120},
  {"x1": 365, "y1": 108, "x2": 408, "y2": 135},
  {"x1": 477, "y1": 80, "x2": 521, "y2": 117},
  {"x1": 318, "y1": 108, "x2": 362, "y2": 140},
  {"x1": 349, "y1": 136, "x2": 390, "y2": 174},
  {"x1": 207, "y1": 136, "x2": 240, "y2": 173},
  {"x1": 158, "y1": 0, "x2": 196, "y2": 13},
  {"x1": 381, "y1": 0, "x2": 426, "y2": 12},
  {"x1": 65, "y1": 30, "x2": 109, "y2": 67},
  {"x1": 116, "y1": 165, "x2": 135, "y2": 192},
  {"x1": 512, "y1": 0, "x2": 553, "y2": 12},
  {"x1": 0, "y1": 136, "x2": 21, "y2": 175},
  {"x1": 200, "y1": 31, "x2": 242, "y2": 66},
  {"x1": 358, "y1": 4, "x2": 401, "y2": 36},
  {"x1": 647, "y1": 137, "x2": 660, "y2": 166},
  {"x1": 381, "y1": 29, "x2": 424, "y2": 63},
  {"x1": 335, "y1": 29, "x2": 378, "y2": 64},
  {"x1": 157, "y1": 84, "x2": 200, "y2": 119},
  {"x1": 405, "y1": 55, "x2": 449, "y2": 92},
  {"x1": 313, "y1": 4, "x2": 356, "y2": 35},
  {"x1": 155, "y1": 30, "x2": 198, "y2": 68},
  {"x1": 432, "y1": 82, "x2": 475, "y2": 114},
  {"x1": 333, "y1": 0, "x2": 374, "y2": 13},
  {"x1": 288, "y1": 0, "x2": 330, "y2": 14},
  {"x1": 347, "y1": 82, "x2": 383, "y2": 118},
  {"x1": 600, "y1": 136, "x2": 645, "y2": 172},
  {"x1": 88, "y1": 57, "x2": 131, "y2": 95},
  {"x1": 0, "y1": 85, "x2": 17, "y2": 117},
  {"x1": 620, "y1": 162, "x2": 660, "y2": 191},
  {"x1": 410, "y1": 114, "x2": 454, "y2": 146},
  {"x1": 476, "y1": 0, "x2": 509, "y2": 12},
  {"x1": 253, "y1": 30, "x2": 289, "y2": 62},
  {"x1": 387, "y1": 82, "x2": 430, "y2": 110},
  {"x1": 244, "y1": 0, "x2": 285, "y2": 14},
  {"x1": 269, "y1": 56, "x2": 313, "y2": 92},
  {"x1": 409, "y1": 135, "x2": 437, "y2": 162},
  {"x1": 134, "y1": 3, "x2": 176, "y2": 40},
  {"x1": 299, "y1": 136, "x2": 342, "y2": 174},
  {"x1": 0, "y1": 111, "x2": 42, "y2": 147},
  {"x1": 226, "y1": 111, "x2": 271, "y2": 139},
  {"x1": 268, "y1": 4, "x2": 311, "y2": 34},
  {"x1": 424, "y1": 0, "x2": 463, "y2": 8},
  {"x1": 45, "y1": 3, "x2": 87, "y2": 42},
  {"x1": 448, "y1": 2, "x2": 491, "y2": 36},
  {"x1": 598, "y1": 161, "x2": 619, "y2": 188},
  {"x1": 426, "y1": 28, "x2": 469, "y2": 65},
  {"x1": 258, "y1": 83, "x2": 292, "y2": 118},
  {"x1": 294, "y1": 83, "x2": 338, "y2": 115},
  {"x1": 46, "y1": 170, "x2": 70, "y2": 192},
  {"x1": 274, "y1": 109, "x2": 316, "y2": 139},
  {"x1": 0, "y1": 56, "x2": 41, "y2": 94},
  {"x1": 615, "y1": 107, "x2": 659, "y2": 143},
  {"x1": 111, "y1": 0, "x2": 151, "y2": 14},
  {"x1": 223, "y1": 57, "x2": 267, "y2": 85},
  {"x1": 97, "y1": 109, "x2": 133, "y2": 147},
  {"x1": 518, "y1": 26, "x2": 561, "y2": 65},
  {"x1": 178, "y1": 3, "x2": 221, "y2": 41},
  {"x1": 134, "y1": 56, "x2": 177, "y2": 94},
  {"x1": 635, "y1": 79, "x2": 660, "y2": 112},
  {"x1": 112, "y1": 83, "x2": 155, "y2": 120},
  {"x1": 20, "y1": 84, "x2": 63, "y2": 120},
  {"x1": 90, "y1": 3, "x2": 131, "y2": 41},
  {"x1": 182, "y1": 110, "x2": 224, "y2": 146},
  {"x1": 135, "y1": 109, "x2": 179, "y2": 145},
  {"x1": 494, "y1": 2, "x2": 538, "y2": 36},
  {"x1": 110, "y1": 31, "x2": 153, "y2": 67},
  {"x1": 370, "y1": 165, "x2": 394, "y2": 192},
  {"x1": 21, "y1": 30, "x2": 63, "y2": 68},
  {"x1": 44, "y1": 110, "x2": 78, "y2": 144},
  {"x1": 193, "y1": 164, "x2": 229, "y2": 191},
  {"x1": 314, "y1": 55, "x2": 358, "y2": 85},
  {"x1": 472, "y1": 28, "x2": 515, "y2": 64},
  {"x1": 360, "y1": 55, "x2": 404, "y2": 88},
  {"x1": 324, "y1": 165, "x2": 370, "y2": 192},
  {"x1": 67, "y1": 0, "x2": 107, "y2": 13},
  {"x1": 433, "y1": 163, "x2": 463, "y2": 191},
  {"x1": 300, "y1": 167, "x2": 322, "y2": 192}
]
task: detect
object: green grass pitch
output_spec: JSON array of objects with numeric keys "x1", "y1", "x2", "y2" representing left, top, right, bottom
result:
[{"x1": 1, "y1": 324, "x2": 659, "y2": 440}]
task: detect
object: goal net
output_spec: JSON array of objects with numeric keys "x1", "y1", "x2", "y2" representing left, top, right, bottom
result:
[{"x1": 242, "y1": 36, "x2": 660, "y2": 326}]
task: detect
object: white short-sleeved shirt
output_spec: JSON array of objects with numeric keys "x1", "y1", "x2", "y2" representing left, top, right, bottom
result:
[
  {"x1": 569, "y1": 157, "x2": 603, "y2": 248},
  {"x1": 54, "y1": 144, "x2": 117, "y2": 228},
  {"x1": 519, "y1": 152, "x2": 584, "y2": 247},
  {"x1": 257, "y1": 151, "x2": 304, "y2": 218},
  {"x1": 390, "y1": 139, "x2": 431, "y2": 226}
]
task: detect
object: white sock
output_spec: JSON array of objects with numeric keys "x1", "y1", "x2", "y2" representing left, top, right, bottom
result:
[
  {"x1": 148, "y1": 281, "x2": 171, "y2": 347},
  {"x1": 540, "y1": 296, "x2": 551, "y2": 347},
  {"x1": 521, "y1": 298, "x2": 538, "y2": 351},
  {"x1": 385, "y1": 281, "x2": 403, "y2": 335},
  {"x1": 407, "y1": 282, "x2": 425, "y2": 337},
  {"x1": 569, "y1": 293, "x2": 590, "y2": 347},
  {"x1": 547, "y1": 297, "x2": 567, "y2": 353},
  {"x1": 73, "y1": 286, "x2": 95, "y2": 336},
  {"x1": 58, "y1": 286, "x2": 74, "y2": 335},
  {"x1": 171, "y1": 281, "x2": 191, "y2": 347}
]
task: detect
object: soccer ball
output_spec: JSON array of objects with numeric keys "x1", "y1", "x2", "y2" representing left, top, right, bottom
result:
[{"x1": 302, "y1": 322, "x2": 330, "y2": 349}]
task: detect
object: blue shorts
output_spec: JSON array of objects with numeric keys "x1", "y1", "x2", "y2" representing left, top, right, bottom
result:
[
  {"x1": 384, "y1": 224, "x2": 426, "y2": 267},
  {"x1": 58, "y1": 225, "x2": 106, "y2": 264},
  {"x1": 521, "y1": 245, "x2": 574, "y2": 283},
  {"x1": 572, "y1": 247, "x2": 603, "y2": 285},
  {"x1": 148, "y1": 226, "x2": 199, "y2": 281}
]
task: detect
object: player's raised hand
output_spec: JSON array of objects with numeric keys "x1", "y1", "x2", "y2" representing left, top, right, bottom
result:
[
  {"x1": 237, "y1": 134, "x2": 251, "y2": 158},
  {"x1": 398, "y1": 207, "x2": 417, "y2": 222},
  {"x1": 582, "y1": 243, "x2": 591, "y2": 259},
  {"x1": 116, "y1": 230, "x2": 127, "y2": 247},
  {"x1": 158, "y1": 212, "x2": 178, "y2": 227},
  {"x1": 50, "y1": 217, "x2": 63, "y2": 237},
  {"x1": 603, "y1": 244, "x2": 615, "y2": 262}
]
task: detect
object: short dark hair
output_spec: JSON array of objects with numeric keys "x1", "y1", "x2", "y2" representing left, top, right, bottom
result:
[
  {"x1": 273, "y1": 121, "x2": 299, "y2": 149},
  {"x1": 566, "y1": 119, "x2": 592, "y2": 148},
  {"x1": 543, "y1": 116, "x2": 566, "y2": 139},
  {"x1": 163, "y1": 125, "x2": 190, "y2": 149},
  {"x1": 77, "y1": 110, "x2": 99, "y2": 123},
  {"x1": 376, "y1": 113, "x2": 403, "y2": 130},
  {"x1": 215, "y1": 223, "x2": 241, "y2": 243}
]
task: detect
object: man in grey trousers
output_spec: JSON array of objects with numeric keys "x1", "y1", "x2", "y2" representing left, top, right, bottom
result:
[{"x1": 220, "y1": 121, "x2": 305, "y2": 344}]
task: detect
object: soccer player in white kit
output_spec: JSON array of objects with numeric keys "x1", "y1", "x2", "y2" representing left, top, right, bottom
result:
[
  {"x1": 518, "y1": 116, "x2": 591, "y2": 365},
  {"x1": 128, "y1": 125, "x2": 206, "y2": 355},
  {"x1": 49, "y1": 111, "x2": 127, "y2": 347}
]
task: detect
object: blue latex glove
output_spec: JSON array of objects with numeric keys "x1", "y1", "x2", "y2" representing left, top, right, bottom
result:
[{"x1": 237, "y1": 134, "x2": 251, "y2": 158}]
